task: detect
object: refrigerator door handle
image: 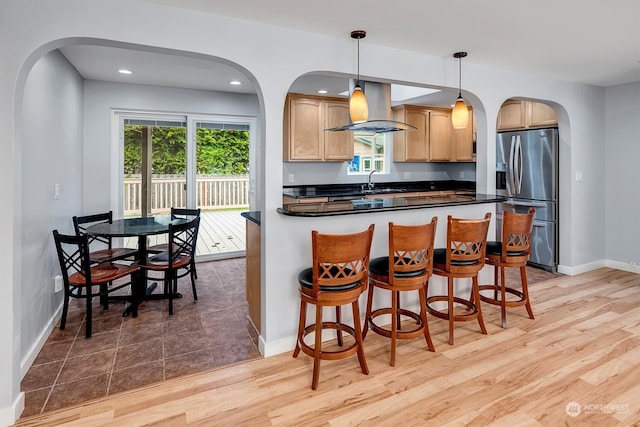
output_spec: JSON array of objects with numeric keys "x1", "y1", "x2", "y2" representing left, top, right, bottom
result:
[
  {"x1": 515, "y1": 134, "x2": 523, "y2": 194},
  {"x1": 503, "y1": 200, "x2": 548, "y2": 208},
  {"x1": 533, "y1": 221, "x2": 548, "y2": 228},
  {"x1": 508, "y1": 135, "x2": 517, "y2": 196}
]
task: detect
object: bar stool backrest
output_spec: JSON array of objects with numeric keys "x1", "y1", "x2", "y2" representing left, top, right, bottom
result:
[
  {"x1": 500, "y1": 208, "x2": 535, "y2": 263},
  {"x1": 388, "y1": 217, "x2": 437, "y2": 282},
  {"x1": 444, "y1": 213, "x2": 492, "y2": 274},
  {"x1": 311, "y1": 224, "x2": 374, "y2": 295}
]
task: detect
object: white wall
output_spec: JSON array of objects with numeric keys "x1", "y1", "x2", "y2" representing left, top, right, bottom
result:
[
  {"x1": 0, "y1": 0, "x2": 625, "y2": 423},
  {"x1": 605, "y1": 82, "x2": 640, "y2": 267},
  {"x1": 15, "y1": 49, "x2": 84, "y2": 419}
]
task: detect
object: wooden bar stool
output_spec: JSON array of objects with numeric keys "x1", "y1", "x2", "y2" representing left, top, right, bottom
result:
[
  {"x1": 426, "y1": 213, "x2": 491, "y2": 345},
  {"x1": 478, "y1": 208, "x2": 536, "y2": 328},
  {"x1": 364, "y1": 217, "x2": 437, "y2": 366},
  {"x1": 293, "y1": 224, "x2": 374, "y2": 390}
]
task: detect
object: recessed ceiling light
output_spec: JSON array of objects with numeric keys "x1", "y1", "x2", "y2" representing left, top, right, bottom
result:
[
  {"x1": 229, "y1": 80, "x2": 242, "y2": 85},
  {"x1": 118, "y1": 69, "x2": 132, "y2": 75},
  {"x1": 317, "y1": 89, "x2": 328, "y2": 94}
]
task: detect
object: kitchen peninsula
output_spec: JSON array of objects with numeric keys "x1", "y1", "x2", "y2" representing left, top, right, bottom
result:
[{"x1": 254, "y1": 181, "x2": 505, "y2": 356}]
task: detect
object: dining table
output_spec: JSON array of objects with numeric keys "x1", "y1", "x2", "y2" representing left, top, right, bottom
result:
[{"x1": 85, "y1": 215, "x2": 189, "y2": 317}]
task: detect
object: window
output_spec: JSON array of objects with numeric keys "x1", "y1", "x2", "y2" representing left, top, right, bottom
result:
[{"x1": 347, "y1": 132, "x2": 387, "y2": 174}]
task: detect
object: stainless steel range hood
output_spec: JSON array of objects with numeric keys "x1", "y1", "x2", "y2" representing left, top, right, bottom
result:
[{"x1": 327, "y1": 81, "x2": 416, "y2": 133}]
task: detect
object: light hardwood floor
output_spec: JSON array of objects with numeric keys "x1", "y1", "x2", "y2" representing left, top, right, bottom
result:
[{"x1": 14, "y1": 267, "x2": 640, "y2": 426}]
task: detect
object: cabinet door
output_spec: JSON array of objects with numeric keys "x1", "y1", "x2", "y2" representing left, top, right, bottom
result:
[
  {"x1": 452, "y1": 109, "x2": 475, "y2": 161},
  {"x1": 324, "y1": 101, "x2": 353, "y2": 161},
  {"x1": 287, "y1": 97, "x2": 322, "y2": 160},
  {"x1": 429, "y1": 110, "x2": 451, "y2": 161},
  {"x1": 405, "y1": 109, "x2": 429, "y2": 161},
  {"x1": 528, "y1": 101, "x2": 557, "y2": 128},
  {"x1": 497, "y1": 100, "x2": 527, "y2": 130}
]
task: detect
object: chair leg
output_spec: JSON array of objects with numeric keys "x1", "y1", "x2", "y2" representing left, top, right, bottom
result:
[
  {"x1": 448, "y1": 277, "x2": 455, "y2": 345},
  {"x1": 167, "y1": 275, "x2": 174, "y2": 315},
  {"x1": 396, "y1": 291, "x2": 402, "y2": 331},
  {"x1": 336, "y1": 306, "x2": 343, "y2": 347},
  {"x1": 293, "y1": 298, "x2": 306, "y2": 358},
  {"x1": 473, "y1": 276, "x2": 488, "y2": 335},
  {"x1": 500, "y1": 266, "x2": 507, "y2": 328},
  {"x1": 100, "y1": 283, "x2": 109, "y2": 310},
  {"x1": 521, "y1": 266, "x2": 535, "y2": 320},
  {"x1": 419, "y1": 286, "x2": 435, "y2": 352},
  {"x1": 60, "y1": 288, "x2": 70, "y2": 331},
  {"x1": 363, "y1": 283, "x2": 375, "y2": 338},
  {"x1": 493, "y1": 265, "x2": 499, "y2": 301},
  {"x1": 85, "y1": 286, "x2": 92, "y2": 339},
  {"x1": 190, "y1": 269, "x2": 198, "y2": 301},
  {"x1": 311, "y1": 305, "x2": 323, "y2": 390},
  {"x1": 390, "y1": 289, "x2": 397, "y2": 367},
  {"x1": 192, "y1": 260, "x2": 198, "y2": 280},
  {"x1": 352, "y1": 300, "x2": 369, "y2": 376}
]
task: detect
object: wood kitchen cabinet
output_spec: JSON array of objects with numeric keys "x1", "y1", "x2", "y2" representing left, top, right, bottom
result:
[
  {"x1": 497, "y1": 99, "x2": 557, "y2": 131},
  {"x1": 284, "y1": 93, "x2": 353, "y2": 162},
  {"x1": 245, "y1": 216, "x2": 261, "y2": 333},
  {"x1": 393, "y1": 105, "x2": 474, "y2": 162},
  {"x1": 451, "y1": 107, "x2": 475, "y2": 161}
]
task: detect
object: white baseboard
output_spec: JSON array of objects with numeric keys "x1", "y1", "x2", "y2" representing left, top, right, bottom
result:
[
  {"x1": 0, "y1": 392, "x2": 24, "y2": 427},
  {"x1": 21, "y1": 304, "x2": 62, "y2": 379},
  {"x1": 604, "y1": 259, "x2": 640, "y2": 274},
  {"x1": 557, "y1": 259, "x2": 607, "y2": 276}
]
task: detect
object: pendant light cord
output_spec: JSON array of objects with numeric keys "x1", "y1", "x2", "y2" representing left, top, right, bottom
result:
[{"x1": 458, "y1": 55, "x2": 462, "y2": 97}]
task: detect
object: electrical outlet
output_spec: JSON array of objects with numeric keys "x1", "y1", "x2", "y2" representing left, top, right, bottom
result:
[
  {"x1": 575, "y1": 171, "x2": 583, "y2": 182},
  {"x1": 459, "y1": 171, "x2": 464, "y2": 179},
  {"x1": 403, "y1": 172, "x2": 410, "y2": 180},
  {"x1": 54, "y1": 275, "x2": 63, "y2": 293},
  {"x1": 288, "y1": 174, "x2": 295, "y2": 183}
]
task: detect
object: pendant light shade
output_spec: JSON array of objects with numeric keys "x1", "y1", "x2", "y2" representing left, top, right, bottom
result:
[
  {"x1": 350, "y1": 30, "x2": 369, "y2": 123},
  {"x1": 451, "y1": 51, "x2": 469, "y2": 129},
  {"x1": 350, "y1": 85, "x2": 369, "y2": 123}
]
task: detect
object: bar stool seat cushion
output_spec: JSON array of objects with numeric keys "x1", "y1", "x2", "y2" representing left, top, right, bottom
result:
[
  {"x1": 433, "y1": 248, "x2": 480, "y2": 267},
  {"x1": 298, "y1": 267, "x2": 361, "y2": 292},
  {"x1": 369, "y1": 256, "x2": 426, "y2": 278},
  {"x1": 486, "y1": 241, "x2": 527, "y2": 257}
]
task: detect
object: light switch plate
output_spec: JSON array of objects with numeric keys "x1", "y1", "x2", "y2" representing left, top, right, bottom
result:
[
  {"x1": 575, "y1": 171, "x2": 583, "y2": 182},
  {"x1": 288, "y1": 174, "x2": 295, "y2": 183}
]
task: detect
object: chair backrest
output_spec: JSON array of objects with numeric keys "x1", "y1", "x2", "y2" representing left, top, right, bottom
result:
[
  {"x1": 311, "y1": 224, "x2": 374, "y2": 295},
  {"x1": 72, "y1": 211, "x2": 113, "y2": 249},
  {"x1": 171, "y1": 207, "x2": 201, "y2": 220},
  {"x1": 52, "y1": 230, "x2": 93, "y2": 287},
  {"x1": 444, "y1": 213, "x2": 492, "y2": 274},
  {"x1": 388, "y1": 217, "x2": 438, "y2": 282},
  {"x1": 500, "y1": 208, "x2": 535, "y2": 262},
  {"x1": 166, "y1": 217, "x2": 200, "y2": 270}
]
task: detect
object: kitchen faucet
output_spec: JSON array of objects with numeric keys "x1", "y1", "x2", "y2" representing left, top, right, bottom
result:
[{"x1": 365, "y1": 169, "x2": 379, "y2": 190}]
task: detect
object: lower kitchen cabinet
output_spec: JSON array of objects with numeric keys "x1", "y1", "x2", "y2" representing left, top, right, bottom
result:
[{"x1": 245, "y1": 217, "x2": 261, "y2": 333}]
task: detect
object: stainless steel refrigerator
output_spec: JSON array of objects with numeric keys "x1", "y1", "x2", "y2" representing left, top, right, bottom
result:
[{"x1": 496, "y1": 128, "x2": 558, "y2": 271}]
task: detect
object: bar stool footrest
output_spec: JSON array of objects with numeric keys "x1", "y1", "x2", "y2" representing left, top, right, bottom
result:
[
  {"x1": 426, "y1": 295, "x2": 479, "y2": 322},
  {"x1": 298, "y1": 322, "x2": 359, "y2": 360},
  {"x1": 368, "y1": 307, "x2": 425, "y2": 339},
  {"x1": 478, "y1": 285, "x2": 527, "y2": 307}
]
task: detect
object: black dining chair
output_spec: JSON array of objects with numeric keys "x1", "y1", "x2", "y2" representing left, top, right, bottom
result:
[
  {"x1": 147, "y1": 207, "x2": 201, "y2": 281},
  {"x1": 136, "y1": 217, "x2": 200, "y2": 315},
  {"x1": 52, "y1": 230, "x2": 139, "y2": 338},
  {"x1": 73, "y1": 211, "x2": 138, "y2": 263}
]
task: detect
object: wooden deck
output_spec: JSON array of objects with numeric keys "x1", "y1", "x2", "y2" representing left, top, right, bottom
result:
[{"x1": 126, "y1": 209, "x2": 247, "y2": 259}]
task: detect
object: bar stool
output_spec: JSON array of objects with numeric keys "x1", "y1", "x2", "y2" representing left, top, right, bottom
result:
[
  {"x1": 364, "y1": 217, "x2": 437, "y2": 366},
  {"x1": 426, "y1": 213, "x2": 491, "y2": 345},
  {"x1": 478, "y1": 208, "x2": 535, "y2": 328},
  {"x1": 293, "y1": 224, "x2": 374, "y2": 390}
]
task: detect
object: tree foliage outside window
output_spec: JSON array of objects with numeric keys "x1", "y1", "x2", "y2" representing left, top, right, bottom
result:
[{"x1": 124, "y1": 125, "x2": 249, "y2": 175}]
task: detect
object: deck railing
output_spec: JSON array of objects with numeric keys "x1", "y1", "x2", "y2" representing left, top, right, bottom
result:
[{"x1": 124, "y1": 174, "x2": 249, "y2": 215}]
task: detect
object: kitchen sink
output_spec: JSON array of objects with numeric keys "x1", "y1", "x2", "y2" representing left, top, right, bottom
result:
[{"x1": 361, "y1": 188, "x2": 405, "y2": 194}]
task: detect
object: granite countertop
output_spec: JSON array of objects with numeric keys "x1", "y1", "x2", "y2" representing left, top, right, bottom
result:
[
  {"x1": 283, "y1": 180, "x2": 475, "y2": 200},
  {"x1": 241, "y1": 211, "x2": 261, "y2": 225},
  {"x1": 278, "y1": 193, "x2": 505, "y2": 217}
]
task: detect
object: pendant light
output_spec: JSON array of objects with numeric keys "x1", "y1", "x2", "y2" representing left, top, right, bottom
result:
[
  {"x1": 349, "y1": 30, "x2": 369, "y2": 124},
  {"x1": 451, "y1": 51, "x2": 469, "y2": 129}
]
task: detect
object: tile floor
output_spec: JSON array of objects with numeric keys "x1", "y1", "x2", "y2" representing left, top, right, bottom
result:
[
  {"x1": 20, "y1": 260, "x2": 559, "y2": 418},
  {"x1": 20, "y1": 257, "x2": 261, "y2": 417}
]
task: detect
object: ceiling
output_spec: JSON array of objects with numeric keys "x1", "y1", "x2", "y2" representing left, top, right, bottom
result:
[{"x1": 60, "y1": 0, "x2": 639, "y2": 104}]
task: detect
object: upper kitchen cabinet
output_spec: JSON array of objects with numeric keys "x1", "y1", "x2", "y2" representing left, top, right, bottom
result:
[
  {"x1": 393, "y1": 105, "x2": 474, "y2": 162},
  {"x1": 497, "y1": 99, "x2": 557, "y2": 131},
  {"x1": 452, "y1": 107, "x2": 476, "y2": 162},
  {"x1": 284, "y1": 93, "x2": 353, "y2": 162}
]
